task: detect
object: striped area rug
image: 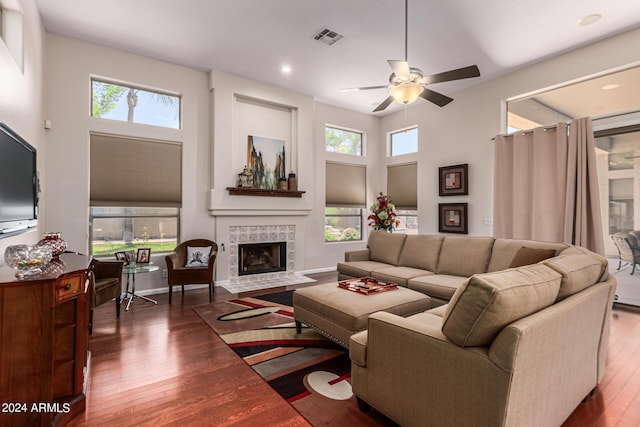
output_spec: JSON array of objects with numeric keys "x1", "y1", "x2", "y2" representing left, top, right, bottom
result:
[{"x1": 193, "y1": 290, "x2": 398, "y2": 426}]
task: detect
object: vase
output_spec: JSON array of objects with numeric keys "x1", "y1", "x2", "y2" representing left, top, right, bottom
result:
[{"x1": 38, "y1": 232, "x2": 67, "y2": 259}]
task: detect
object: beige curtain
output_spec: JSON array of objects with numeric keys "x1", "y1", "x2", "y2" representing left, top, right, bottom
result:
[
  {"x1": 564, "y1": 118, "x2": 604, "y2": 253},
  {"x1": 493, "y1": 118, "x2": 604, "y2": 254}
]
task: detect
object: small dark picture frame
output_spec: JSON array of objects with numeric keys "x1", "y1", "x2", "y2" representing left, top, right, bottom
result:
[
  {"x1": 114, "y1": 251, "x2": 127, "y2": 263},
  {"x1": 439, "y1": 203, "x2": 468, "y2": 234},
  {"x1": 439, "y1": 163, "x2": 468, "y2": 196},
  {"x1": 136, "y1": 248, "x2": 151, "y2": 264}
]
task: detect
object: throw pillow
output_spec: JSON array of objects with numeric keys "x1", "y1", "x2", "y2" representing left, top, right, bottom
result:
[
  {"x1": 441, "y1": 264, "x2": 561, "y2": 347},
  {"x1": 185, "y1": 246, "x2": 212, "y2": 267},
  {"x1": 509, "y1": 247, "x2": 556, "y2": 268}
]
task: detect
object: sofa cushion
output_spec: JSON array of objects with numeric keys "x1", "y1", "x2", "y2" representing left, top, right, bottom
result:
[
  {"x1": 337, "y1": 260, "x2": 391, "y2": 278},
  {"x1": 509, "y1": 247, "x2": 557, "y2": 268},
  {"x1": 487, "y1": 239, "x2": 568, "y2": 272},
  {"x1": 542, "y1": 254, "x2": 607, "y2": 301},
  {"x1": 367, "y1": 230, "x2": 407, "y2": 266},
  {"x1": 441, "y1": 264, "x2": 562, "y2": 347},
  {"x1": 397, "y1": 235, "x2": 444, "y2": 271},
  {"x1": 407, "y1": 274, "x2": 468, "y2": 301},
  {"x1": 436, "y1": 236, "x2": 495, "y2": 277},
  {"x1": 371, "y1": 266, "x2": 433, "y2": 287}
]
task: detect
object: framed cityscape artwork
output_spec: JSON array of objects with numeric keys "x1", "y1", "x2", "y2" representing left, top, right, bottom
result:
[{"x1": 247, "y1": 135, "x2": 286, "y2": 190}]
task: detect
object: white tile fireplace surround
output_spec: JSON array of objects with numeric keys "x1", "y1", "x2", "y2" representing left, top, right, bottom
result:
[{"x1": 223, "y1": 225, "x2": 314, "y2": 293}]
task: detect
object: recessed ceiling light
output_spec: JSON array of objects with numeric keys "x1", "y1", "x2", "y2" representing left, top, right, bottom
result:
[
  {"x1": 281, "y1": 65, "x2": 292, "y2": 74},
  {"x1": 602, "y1": 83, "x2": 619, "y2": 90},
  {"x1": 577, "y1": 14, "x2": 602, "y2": 26}
]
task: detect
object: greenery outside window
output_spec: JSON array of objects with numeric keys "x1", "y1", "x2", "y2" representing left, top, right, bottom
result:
[
  {"x1": 390, "y1": 127, "x2": 418, "y2": 156},
  {"x1": 325, "y1": 207, "x2": 362, "y2": 242},
  {"x1": 90, "y1": 207, "x2": 179, "y2": 256},
  {"x1": 92, "y1": 79, "x2": 181, "y2": 129},
  {"x1": 325, "y1": 126, "x2": 362, "y2": 156}
]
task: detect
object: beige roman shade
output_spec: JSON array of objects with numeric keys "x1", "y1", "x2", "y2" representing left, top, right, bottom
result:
[
  {"x1": 387, "y1": 162, "x2": 417, "y2": 210},
  {"x1": 325, "y1": 162, "x2": 366, "y2": 208},
  {"x1": 90, "y1": 133, "x2": 182, "y2": 207}
]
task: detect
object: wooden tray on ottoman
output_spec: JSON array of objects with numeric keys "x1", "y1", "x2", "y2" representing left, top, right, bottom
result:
[{"x1": 338, "y1": 277, "x2": 398, "y2": 295}]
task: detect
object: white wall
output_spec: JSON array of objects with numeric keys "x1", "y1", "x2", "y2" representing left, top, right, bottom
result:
[
  {"x1": 0, "y1": 0, "x2": 45, "y2": 263},
  {"x1": 381, "y1": 27, "x2": 640, "y2": 237},
  {"x1": 43, "y1": 34, "x2": 212, "y2": 291},
  {"x1": 22, "y1": 24, "x2": 640, "y2": 288}
]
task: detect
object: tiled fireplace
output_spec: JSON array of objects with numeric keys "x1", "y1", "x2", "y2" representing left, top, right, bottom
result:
[{"x1": 228, "y1": 225, "x2": 295, "y2": 285}]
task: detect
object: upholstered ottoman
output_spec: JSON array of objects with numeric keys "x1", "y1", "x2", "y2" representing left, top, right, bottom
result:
[{"x1": 293, "y1": 283, "x2": 431, "y2": 347}]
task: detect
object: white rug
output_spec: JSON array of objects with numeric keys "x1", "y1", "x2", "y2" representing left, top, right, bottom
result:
[{"x1": 221, "y1": 275, "x2": 316, "y2": 294}]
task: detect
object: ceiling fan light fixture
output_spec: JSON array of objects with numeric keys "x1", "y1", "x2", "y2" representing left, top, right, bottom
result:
[{"x1": 390, "y1": 82, "x2": 424, "y2": 105}]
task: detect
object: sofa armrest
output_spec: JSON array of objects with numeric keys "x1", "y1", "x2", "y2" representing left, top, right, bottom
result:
[
  {"x1": 349, "y1": 330, "x2": 368, "y2": 366},
  {"x1": 351, "y1": 311, "x2": 510, "y2": 426},
  {"x1": 345, "y1": 249, "x2": 370, "y2": 262}
]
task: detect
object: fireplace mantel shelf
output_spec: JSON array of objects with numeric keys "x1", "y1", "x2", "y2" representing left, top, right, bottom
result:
[{"x1": 226, "y1": 187, "x2": 305, "y2": 198}]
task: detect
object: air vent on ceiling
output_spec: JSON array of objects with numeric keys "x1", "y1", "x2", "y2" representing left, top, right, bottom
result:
[{"x1": 312, "y1": 27, "x2": 344, "y2": 46}]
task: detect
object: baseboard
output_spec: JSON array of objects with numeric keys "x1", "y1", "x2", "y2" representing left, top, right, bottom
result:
[{"x1": 299, "y1": 267, "x2": 337, "y2": 275}]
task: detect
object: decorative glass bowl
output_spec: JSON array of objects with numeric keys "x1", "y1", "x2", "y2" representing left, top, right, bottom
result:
[{"x1": 4, "y1": 244, "x2": 53, "y2": 278}]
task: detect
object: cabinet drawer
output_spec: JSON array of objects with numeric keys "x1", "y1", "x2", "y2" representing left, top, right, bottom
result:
[{"x1": 55, "y1": 274, "x2": 83, "y2": 303}]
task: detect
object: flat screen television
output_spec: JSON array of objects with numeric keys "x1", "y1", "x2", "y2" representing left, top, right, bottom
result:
[{"x1": 0, "y1": 122, "x2": 38, "y2": 237}]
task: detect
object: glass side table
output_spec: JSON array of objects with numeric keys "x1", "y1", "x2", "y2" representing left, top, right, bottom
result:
[{"x1": 122, "y1": 263, "x2": 159, "y2": 311}]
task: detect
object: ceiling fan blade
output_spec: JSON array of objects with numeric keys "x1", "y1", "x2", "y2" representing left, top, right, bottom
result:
[
  {"x1": 387, "y1": 60, "x2": 410, "y2": 80},
  {"x1": 340, "y1": 85, "x2": 388, "y2": 92},
  {"x1": 422, "y1": 65, "x2": 481, "y2": 85},
  {"x1": 373, "y1": 96, "x2": 394, "y2": 112},
  {"x1": 420, "y1": 89, "x2": 454, "y2": 107}
]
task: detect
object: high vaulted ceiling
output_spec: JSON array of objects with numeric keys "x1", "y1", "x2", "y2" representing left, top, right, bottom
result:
[{"x1": 34, "y1": 0, "x2": 640, "y2": 115}]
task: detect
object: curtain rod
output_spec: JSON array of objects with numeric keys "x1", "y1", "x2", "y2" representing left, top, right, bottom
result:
[{"x1": 490, "y1": 123, "x2": 570, "y2": 141}]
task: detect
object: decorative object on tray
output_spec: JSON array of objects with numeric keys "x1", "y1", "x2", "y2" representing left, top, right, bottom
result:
[
  {"x1": 247, "y1": 135, "x2": 286, "y2": 190},
  {"x1": 439, "y1": 163, "x2": 468, "y2": 196},
  {"x1": 438, "y1": 202, "x2": 468, "y2": 234},
  {"x1": 338, "y1": 277, "x2": 398, "y2": 295},
  {"x1": 4, "y1": 244, "x2": 53, "y2": 278},
  {"x1": 368, "y1": 192, "x2": 400, "y2": 231},
  {"x1": 37, "y1": 232, "x2": 67, "y2": 259}
]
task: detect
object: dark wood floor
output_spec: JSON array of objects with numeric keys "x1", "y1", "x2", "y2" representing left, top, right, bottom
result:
[{"x1": 70, "y1": 273, "x2": 640, "y2": 426}]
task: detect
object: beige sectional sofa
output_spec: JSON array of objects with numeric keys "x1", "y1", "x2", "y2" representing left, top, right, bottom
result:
[
  {"x1": 341, "y1": 231, "x2": 617, "y2": 426},
  {"x1": 338, "y1": 230, "x2": 571, "y2": 306}
]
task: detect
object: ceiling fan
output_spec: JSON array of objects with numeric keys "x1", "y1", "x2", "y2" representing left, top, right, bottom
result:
[{"x1": 341, "y1": 0, "x2": 481, "y2": 112}]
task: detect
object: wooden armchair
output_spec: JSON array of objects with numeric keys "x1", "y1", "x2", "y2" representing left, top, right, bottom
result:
[
  {"x1": 165, "y1": 239, "x2": 217, "y2": 304},
  {"x1": 89, "y1": 259, "x2": 124, "y2": 333}
]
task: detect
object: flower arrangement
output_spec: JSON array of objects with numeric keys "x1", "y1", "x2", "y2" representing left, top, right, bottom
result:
[{"x1": 368, "y1": 192, "x2": 400, "y2": 231}]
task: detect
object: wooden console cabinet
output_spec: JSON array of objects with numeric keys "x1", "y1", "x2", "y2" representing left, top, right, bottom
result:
[{"x1": 0, "y1": 253, "x2": 91, "y2": 427}]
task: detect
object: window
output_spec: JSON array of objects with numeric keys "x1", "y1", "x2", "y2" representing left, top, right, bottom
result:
[
  {"x1": 325, "y1": 126, "x2": 362, "y2": 155},
  {"x1": 594, "y1": 126, "x2": 640, "y2": 257},
  {"x1": 390, "y1": 127, "x2": 418, "y2": 156},
  {"x1": 325, "y1": 208, "x2": 362, "y2": 241},
  {"x1": 387, "y1": 163, "x2": 418, "y2": 233},
  {"x1": 89, "y1": 133, "x2": 182, "y2": 255},
  {"x1": 325, "y1": 162, "x2": 366, "y2": 242},
  {"x1": 90, "y1": 207, "x2": 179, "y2": 256},
  {"x1": 91, "y1": 79, "x2": 181, "y2": 129},
  {"x1": 0, "y1": 1, "x2": 24, "y2": 71}
]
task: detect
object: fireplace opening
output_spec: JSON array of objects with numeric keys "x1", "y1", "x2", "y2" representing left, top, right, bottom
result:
[{"x1": 238, "y1": 242, "x2": 287, "y2": 276}]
